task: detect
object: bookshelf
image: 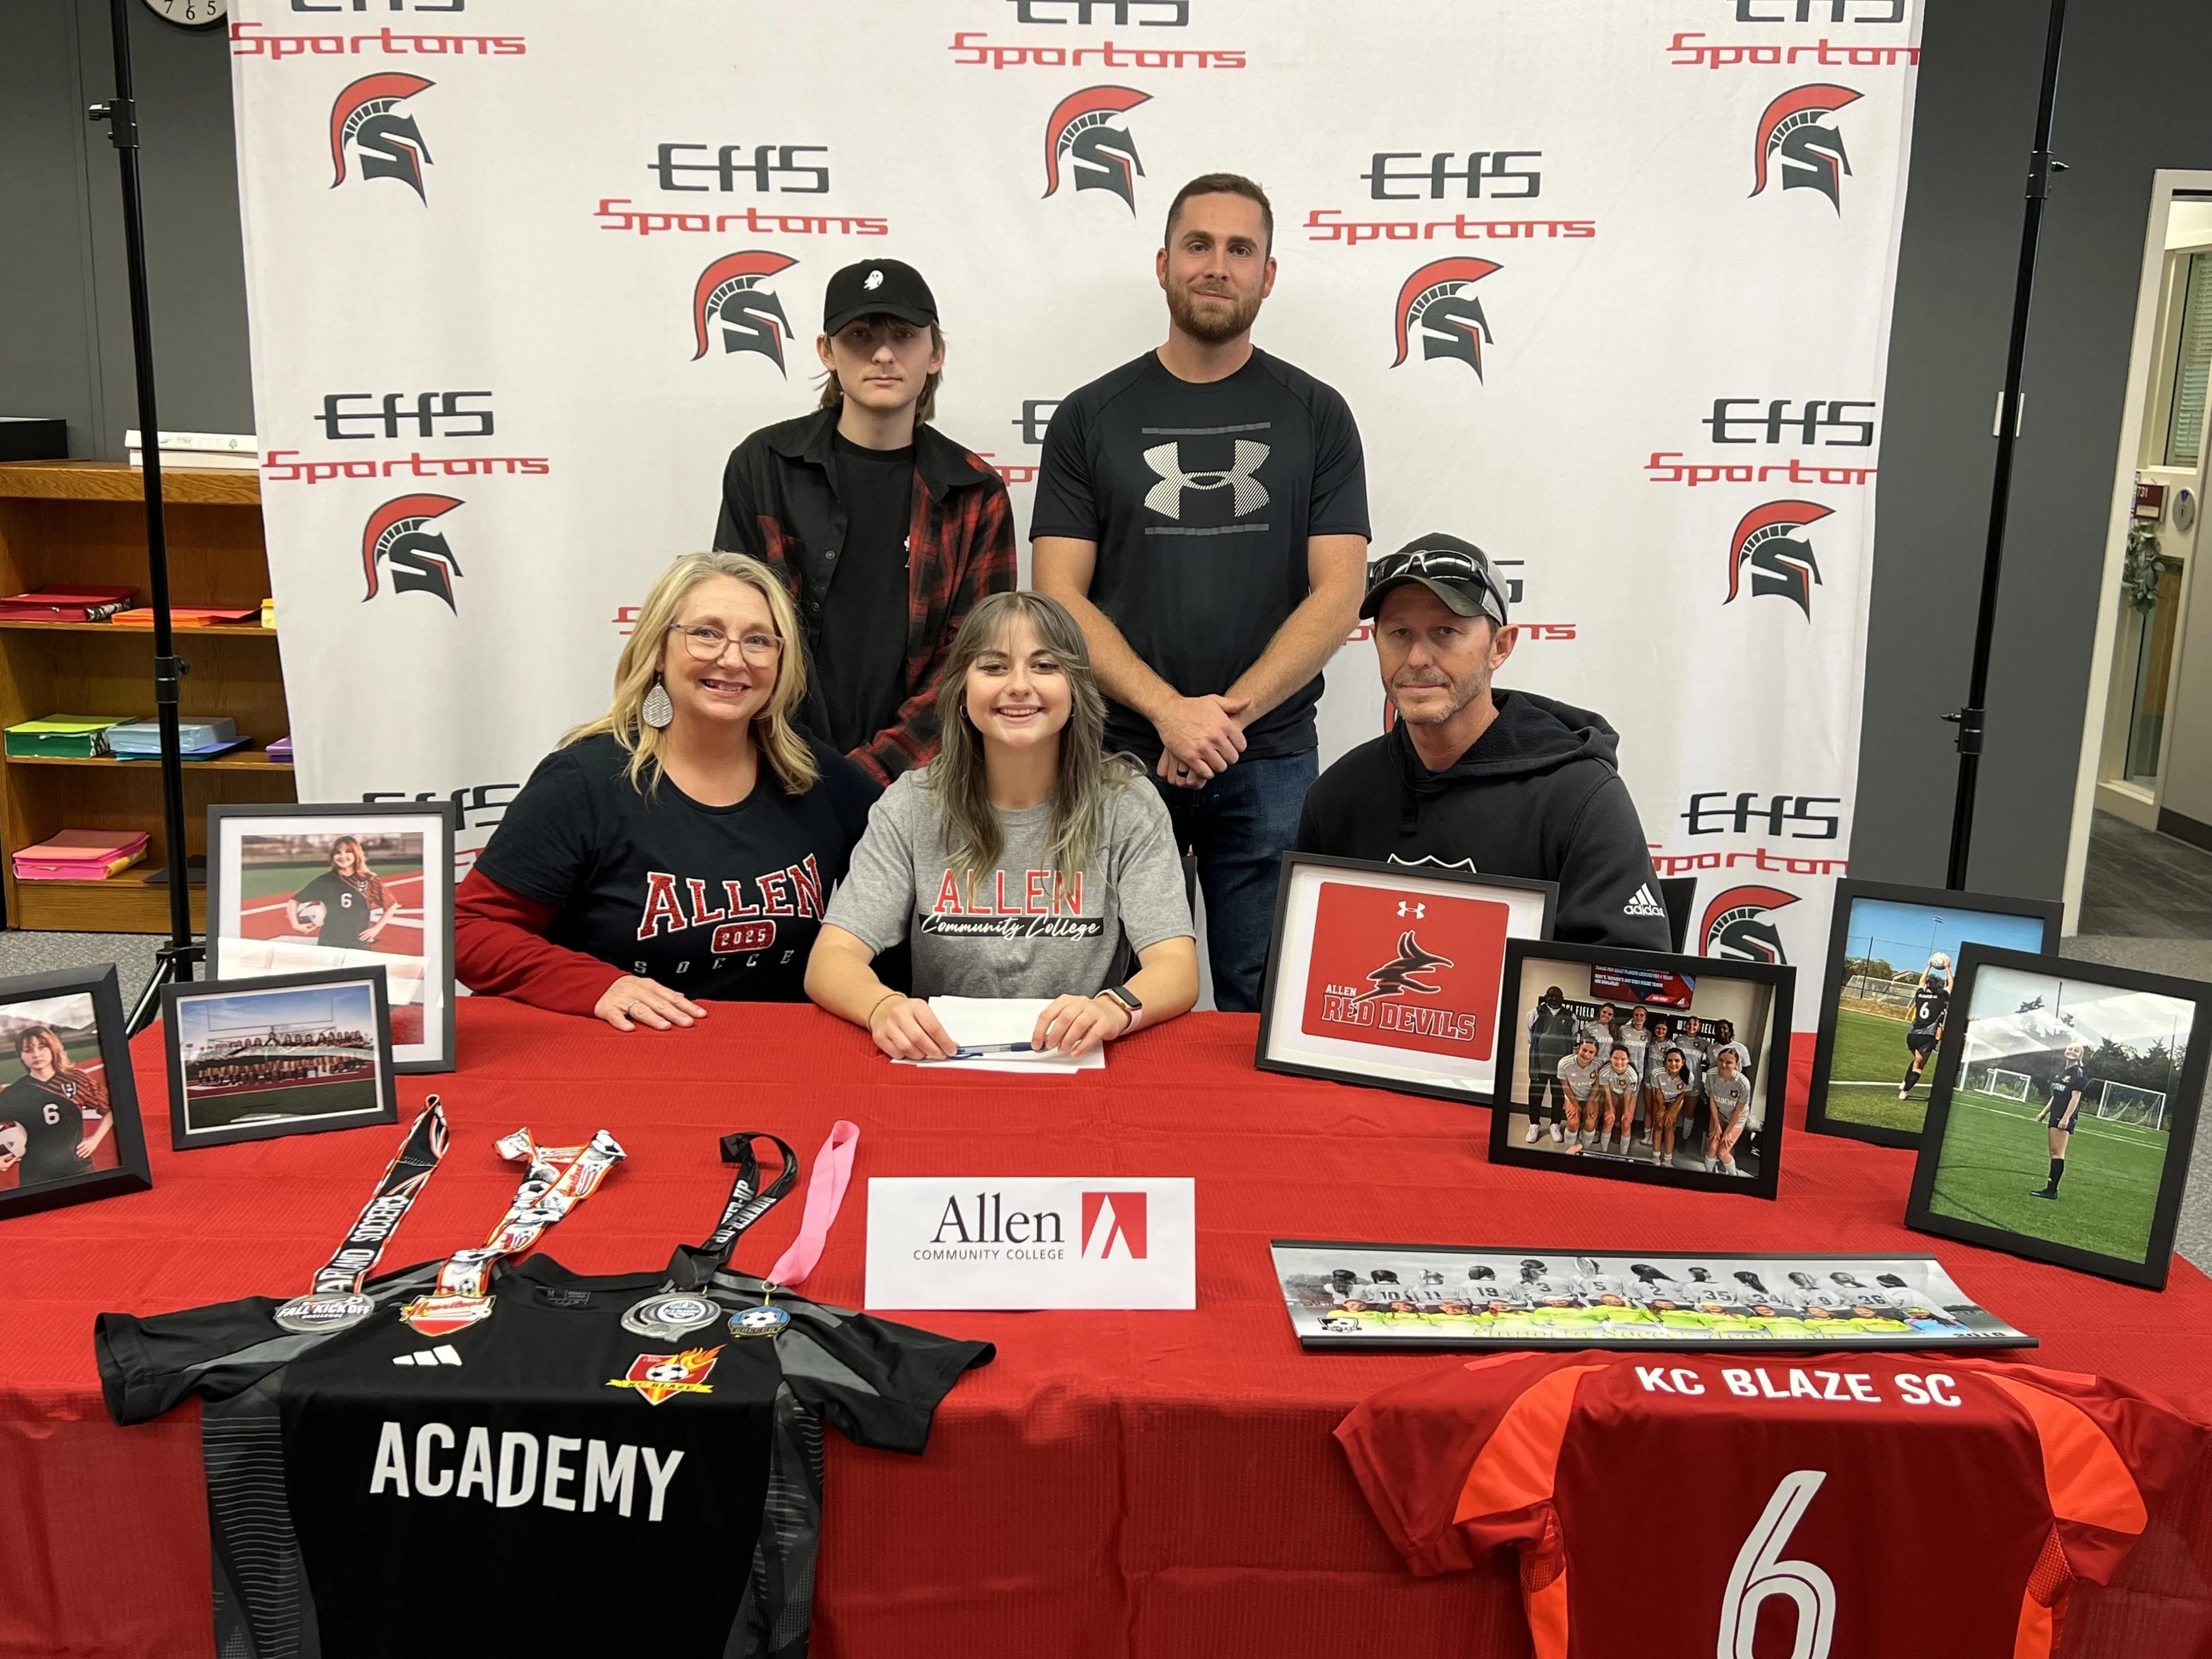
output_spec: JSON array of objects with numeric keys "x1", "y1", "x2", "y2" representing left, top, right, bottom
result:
[{"x1": 0, "y1": 463, "x2": 294, "y2": 933}]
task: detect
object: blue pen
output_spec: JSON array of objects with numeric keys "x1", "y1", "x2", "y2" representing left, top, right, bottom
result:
[{"x1": 940, "y1": 1041, "x2": 1035, "y2": 1060}]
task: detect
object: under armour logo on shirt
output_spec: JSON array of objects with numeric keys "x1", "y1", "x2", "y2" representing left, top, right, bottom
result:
[
  {"x1": 1142, "y1": 440, "x2": 1270, "y2": 519},
  {"x1": 1396, "y1": 901, "x2": 1426, "y2": 919}
]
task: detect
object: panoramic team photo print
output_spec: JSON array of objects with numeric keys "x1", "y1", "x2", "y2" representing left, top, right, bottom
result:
[
  {"x1": 163, "y1": 969, "x2": 398, "y2": 1151},
  {"x1": 1907, "y1": 946, "x2": 2209, "y2": 1288},
  {"x1": 1488, "y1": 940, "x2": 1793, "y2": 1199},
  {"x1": 1806, "y1": 879, "x2": 2062, "y2": 1147}
]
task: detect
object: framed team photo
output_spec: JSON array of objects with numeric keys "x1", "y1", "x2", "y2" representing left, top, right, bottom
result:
[
  {"x1": 1905, "y1": 946, "x2": 2208, "y2": 1290},
  {"x1": 1486, "y1": 940, "x2": 1793, "y2": 1200},
  {"x1": 163, "y1": 968, "x2": 399, "y2": 1151},
  {"x1": 1804, "y1": 880, "x2": 2062, "y2": 1149},
  {"x1": 0, "y1": 966, "x2": 152, "y2": 1220},
  {"x1": 1270, "y1": 1241, "x2": 2033, "y2": 1353},
  {"x1": 1255, "y1": 853, "x2": 1556, "y2": 1102},
  {"x1": 206, "y1": 801, "x2": 456, "y2": 1072}
]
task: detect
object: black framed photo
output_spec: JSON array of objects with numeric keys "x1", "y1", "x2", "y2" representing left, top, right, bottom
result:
[
  {"x1": 1805, "y1": 879, "x2": 2062, "y2": 1149},
  {"x1": 163, "y1": 967, "x2": 399, "y2": 1151},
  {"x1": 0, "y1": 966, "x2": 152, "y2": 1219},
  {"x1": 1270, "y1": 1240, "x2": 2033, "y2": 1352},
  {"x1": 1905, "y1": 946, "x2": 2207, "y2": 1289},
  {"x1": 1255, "y1": 852, "x2": 1555, "y2": 1103},
  {"x1": 1487, "y1": 940, "x2": 1794, "y2": 1199},
  {"x1": 206, "y1": 800, "x2": 456, "y2": 1072}
]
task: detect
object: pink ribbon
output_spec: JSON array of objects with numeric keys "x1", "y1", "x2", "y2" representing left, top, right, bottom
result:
[{"x1": 764, "y1": 1120, "x2": 858, "y2": 1289}]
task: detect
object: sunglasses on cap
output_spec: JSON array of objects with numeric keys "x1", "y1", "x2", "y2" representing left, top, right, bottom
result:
[{"x1": 1362, "y1": 544, "x2": 1510, "y2": 628}]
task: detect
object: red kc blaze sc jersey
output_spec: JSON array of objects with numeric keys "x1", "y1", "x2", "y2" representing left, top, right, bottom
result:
[{"x1": 1336, "y1": 1351, "x2": 2204, "y2": 1659}]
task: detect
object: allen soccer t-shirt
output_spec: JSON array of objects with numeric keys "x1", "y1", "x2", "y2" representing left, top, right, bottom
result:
[
  {"x1": 1337, "y1": 1351, "x2": 2201, "y2": 1659},
  {"x1": 1029, "y1": 347, "x2": 1369, "y2": 764},
  {"x1": 97, "y1": 1253, "x2": 992, "y2": 1659},
  {"x1": 474, "y1": 731, "x2": 878, "y2": 1001}
]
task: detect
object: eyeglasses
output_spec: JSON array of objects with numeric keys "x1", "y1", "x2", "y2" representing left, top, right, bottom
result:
[
  {"x1": 668, "y1": 623, "x2": 784, "y2": 664},
  {"x1": 1368, "y1": 546, "x2": 1509, "y2": 628}
]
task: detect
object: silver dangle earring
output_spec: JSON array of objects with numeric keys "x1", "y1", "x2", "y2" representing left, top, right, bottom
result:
[{"x1": 641, "y1": 673, "x2": 674, "y2": 729}]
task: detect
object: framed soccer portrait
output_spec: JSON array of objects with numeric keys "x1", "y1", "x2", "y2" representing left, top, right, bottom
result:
[
  {"x1": 1905, "y1": 946, "x2": 2208, "y2": 1290},
  {"x1": 1805, "y1": 880, "x2": 2062, "y2": 1149},
  {"x1": 0, "y1": 966, "x2": 152, "y2": 1221},
  {"x1": 163, "y1": 967, "x2": 399, "y2": 1151},
  {"x1": 206, "y1": 801, "x2": 456, "y2": 1072},
  {"x1": 1487, "y1": 940, "x2": 1794, "y2": 1200},
  {"x1": 1255, "y1": 853, "x2": 1556, "y2": 1102}
]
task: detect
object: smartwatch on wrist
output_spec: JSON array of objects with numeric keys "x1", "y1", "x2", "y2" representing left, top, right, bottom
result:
[{"x1": 1099, "y1": 983, "x2": 1142, "y2": 1035}]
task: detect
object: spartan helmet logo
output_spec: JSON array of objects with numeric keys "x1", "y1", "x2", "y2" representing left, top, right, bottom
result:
[
  {"x1": 690, "y1": 251, "x2": 797, "y2": 371},
  {"x1": 329, "y1": 73, "x2": 434, "y2": 200},
  {"x1": 360, "y1": 493, "x2": 464, "y2": 609},
  {"x1": 1699, "y1": 885, "x2": 1799, "y2": 965},
  {"x1": 1752, "y1": 83, "x2": 1863, "y2": 211},
  {"x1": 1356, "y1": 932, "x2": 1455, "y2": 1003},
  {"x1": 1726, "y1": 499, "x2": 1833, "y2": 618},
  {"x1": 1392, "y1": 258, "x2": 1502, "y2": 378},
  {"x1": 1042, "y1": 85, "x2": 1151, "y2": 211},
  {"x1": 1142, "y1": 439, "x2": 1270, "y2": 520}
]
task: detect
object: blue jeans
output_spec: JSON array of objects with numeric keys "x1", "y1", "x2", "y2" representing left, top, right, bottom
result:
[{"x1": 1150, "y1": 748, "x2": 1317, "y2": 1014}]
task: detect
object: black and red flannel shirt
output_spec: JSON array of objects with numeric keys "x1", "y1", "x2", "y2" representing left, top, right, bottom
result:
[{"x1": 713, "y1": 406, "x2": 1018, "y2": 784}]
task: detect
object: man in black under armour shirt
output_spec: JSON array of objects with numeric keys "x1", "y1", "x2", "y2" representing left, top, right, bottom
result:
[{"x1": 1032, "y1": 173, "x2": 1370, "y2": 1012}]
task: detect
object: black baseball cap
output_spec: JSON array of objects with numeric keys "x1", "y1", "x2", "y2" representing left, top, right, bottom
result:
[
  {"x1": 822, "y1": 259, "x2": 937, "y2": 335},
  {"x1": 1359, "y1": 531, "x2": 1509, "y2": 627}
]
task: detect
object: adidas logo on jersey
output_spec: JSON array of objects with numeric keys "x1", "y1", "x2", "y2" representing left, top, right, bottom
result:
[
  {"x1": 1623, "y1": 885, "x2": 1668, "y2": 919},
  {"x1": 394, "y1": 1344, "x2": 463, "y2": 1366}
]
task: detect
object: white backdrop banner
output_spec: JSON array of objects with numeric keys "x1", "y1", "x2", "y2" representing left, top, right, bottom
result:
[{"x1": 227, "y1": 0, "x2": 1922, "y2": 1018}]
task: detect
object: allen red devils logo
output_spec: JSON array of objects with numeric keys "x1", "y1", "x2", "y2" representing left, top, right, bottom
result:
[
  {"x1": 1392, "y1": 258, "x2": 1501, "y2": 378},
  {"x1": 1700, "y1": 885, "x2": 1798, "y2": 964},
  {"x1": 1080, "y1": 1192, "x2": 1147, "y2": 1260},
  {"x1": 1751, "y1": 84, "x2": 1861, "y2": 210},
  {"x1": 1302, "y1": 882, "x2": 1509, "y2": 1058},
  {"x1": 691, "y1": 251, "x2": 797, "y2": 369},
  {"x1": 607, "y1": 1345, "x2": 722, "y2": 1406},
  {"x1": 1043, "y1": 86, "x2": 1150, "y2": 210},
  {"x1": 330, "y1": 73, "x2": 434, "y2": 200},
  {"x1": 1726, "y1": 499, "x2": 1832, "y2": 618},
  {"x1": 361, "y1": 493, "x2": 463, "y2": 609}
]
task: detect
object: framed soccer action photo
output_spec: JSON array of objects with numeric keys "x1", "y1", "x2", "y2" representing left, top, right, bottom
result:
[
  {"x1": 1488, "y1": 940, "x2": 1793, "y2": 1199},
  {"x1": 1256, "y1": 853, "x2": 1555, "y2": 1102},
  {"x1": 1906, "y1": 946, "x2": 2208, "y2": 1289},
  {"x1": 163, "y1": 968, "x2": 399, "y2": 1151},
  {"x1": 206, "y1": 801, "x2": 456, "y2": 1072},
  {"x1": 0, "y1": 966, "x2": 152, "y2": 1220},
  {"x1": 1805, "y1": 879, "x2": 2062, "y2": 1148}
]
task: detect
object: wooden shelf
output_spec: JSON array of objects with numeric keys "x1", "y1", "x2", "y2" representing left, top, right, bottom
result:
[
  {"x1": 0, "y1": 463, "x2": 291, "y2": 932},
  {"x1": 6, "y1": 753, "x2": 292, "y2": 772}
]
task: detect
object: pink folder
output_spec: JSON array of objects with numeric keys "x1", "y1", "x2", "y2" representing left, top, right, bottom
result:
[{"x1": 13, "y1": 829, "x2": 151, "y2": 881}]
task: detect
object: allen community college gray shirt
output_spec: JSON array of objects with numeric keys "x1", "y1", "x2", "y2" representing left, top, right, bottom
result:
[
  {"x1": 823, "y1": 770, "x2": 1193, "y2": 1000},
  {"x1": 1556, "y1": 1053, "x2": 1604, "y2": 1102},
  {"x1": 1707, "y1": 1070, "x2": 1754, "y2": 1124}
]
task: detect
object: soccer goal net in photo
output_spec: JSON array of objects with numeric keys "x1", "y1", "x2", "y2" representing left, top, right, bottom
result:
[
  {"x1": 2095, "y1": 1079, "x2": 2170, "y2": 1133},
  {"x1": 1979, "y1": 1067, "x2": 2032, "y2": 1102}
]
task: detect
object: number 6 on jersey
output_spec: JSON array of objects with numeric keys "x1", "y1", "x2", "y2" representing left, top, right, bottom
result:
[{"x1": 1719, "y1": 1470, "x2": 1836, "y2": 1659}]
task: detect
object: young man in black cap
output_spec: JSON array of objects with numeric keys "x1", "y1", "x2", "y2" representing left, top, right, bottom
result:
[
  {"x1": 1294, "y1": 533, "x2": 1670, "y2": 949},
  {"x1": 713, "y1": 258, "x2": 1015, "y2": 784},
  {"x1": 1031, "y1": 173, "x2": 1370, "y2": 1011}
]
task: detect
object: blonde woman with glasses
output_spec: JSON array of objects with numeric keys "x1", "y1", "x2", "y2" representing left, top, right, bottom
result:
[
  {"x1": 807, "y1": 591, "x2": 1197, "y2": 1060},
  {"x1": 455, "y1": 552, "x2": 879, "y2": 1030}
]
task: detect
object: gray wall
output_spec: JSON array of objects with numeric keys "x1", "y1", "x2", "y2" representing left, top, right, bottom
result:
[
  {"x1": 0, "y1": 0, "x2": 252, "y2": 458},
  {"x1": 1854, "y1": 0, "x2": 2212, "y2": 904}
]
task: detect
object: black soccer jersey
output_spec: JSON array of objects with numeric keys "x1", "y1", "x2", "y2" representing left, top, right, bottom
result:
[
  {"x1": 0, "y1": 1073, "x2": 98, "y2": 1183},
  {"x1": 1907, "y1": 984, "x2": 1949, "y2": 1040},
  {"x1": 97, "y1": 1254, "x2": 992, "y2": 1659},
  {"x1": 2049, "y1": 1062, "x2": 2088, "y2": 1118},
  {"x1": 294, "y1": 868, "x2": 382, "y2": 948}
]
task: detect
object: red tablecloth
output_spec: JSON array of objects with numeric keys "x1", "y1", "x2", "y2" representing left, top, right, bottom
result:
[{"x1": 6, "y1": 999, "x2": 2212, "y2": 1658}]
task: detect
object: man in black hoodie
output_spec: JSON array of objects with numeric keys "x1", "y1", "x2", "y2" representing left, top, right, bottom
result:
[{"x1": 1293, "y1": 533, "x2": 1670, "y2": 948}]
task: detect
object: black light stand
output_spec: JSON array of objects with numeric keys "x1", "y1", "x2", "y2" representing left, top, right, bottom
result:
[
  {"x1": 87, "y1": 0, "x2": 202, "y2": 1034},
  {"x1": 1944, "y1": 0, "x2": 2069, "y2": 889}
]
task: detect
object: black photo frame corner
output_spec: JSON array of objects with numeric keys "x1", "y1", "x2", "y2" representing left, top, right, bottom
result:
[
  {"x1": 1486, "y1": 938, "x2": 1795, "y2": 1201},
  {"x1": 1804, "y1": 878, "x2": 2063, "y2": 1150},
  {"x1": 1905, "y1": 944, "x2": 2208, "y2": 1291},
  {"x1": 0, "y1": 964, "x2": 153, "y2": 1220},
  {"x1": 163, "y1": 965, "x2": 400, "y2": 1152}
]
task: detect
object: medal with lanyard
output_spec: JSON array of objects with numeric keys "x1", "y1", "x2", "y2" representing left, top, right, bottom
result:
[
  {"x1": 729, "y1": 1120, "x2": 858, "y2": 1340},
  {"x1": 398, "y1": 1126, "x2": 625, "y2": 1338},
  {"x1": 619, "y1": 1131, "x2": 799, "y2": 1341},
  {"x1": 271, "y1": 1100, "x2": 450, "y2": 1334}
]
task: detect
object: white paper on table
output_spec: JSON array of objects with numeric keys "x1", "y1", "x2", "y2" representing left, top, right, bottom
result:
[{"x1": 889, "y1": 995, "x2": 1105, "y2": 1073}]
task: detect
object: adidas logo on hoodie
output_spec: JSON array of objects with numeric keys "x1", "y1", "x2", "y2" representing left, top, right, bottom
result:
[{"x1": 1623, "y1": 884, "x2": 1668, "y2": 919}]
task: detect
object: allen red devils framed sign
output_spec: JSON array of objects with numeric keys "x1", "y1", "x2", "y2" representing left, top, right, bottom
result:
[{"x1": 1256, "y1": 854, "x2": 1556, "y2": 1102}]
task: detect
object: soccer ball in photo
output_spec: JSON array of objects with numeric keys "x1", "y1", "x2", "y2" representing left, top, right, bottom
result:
[
  {"x1": 1927, "y1": 952, "x2": 1951, "y2": 979},
  {"x1": 0, "y1": 1122, "x2": 23, "y2": 1166},
  {"x1": 295, "y1": 900, "x2": 327, "y2": 932}
]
